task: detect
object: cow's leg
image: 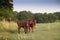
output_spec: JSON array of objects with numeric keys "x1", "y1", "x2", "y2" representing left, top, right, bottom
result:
[
  {"x1": 18, "y1": 26, "x2": 21, "y2": 34},
  {"x1": 27, "y1": 26, "x2": 29, "y2": 33},
  {"x1": 24, "y1": 26, "x2": 27, "y2": 34},
  {"x1": 31, "y1": 25, "x2": 34, "y2": 32},
  {"x1": 32, "y1": 27, "x2": 33, "y2": 32},
  {"x1": 24, "y1": 26, "x2": 29, "y2": 34},
  {"x1": 29, "y1": 27, "x2": 30, "y2": 32}
]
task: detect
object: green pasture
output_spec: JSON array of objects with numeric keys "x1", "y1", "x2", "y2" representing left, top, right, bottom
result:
[{"x1": 0, "y1": 21, "x2": 60, "y2": 40}]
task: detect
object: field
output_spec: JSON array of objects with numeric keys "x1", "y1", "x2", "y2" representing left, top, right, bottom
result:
[{"x1": 0, "y1": 21, "x2": 60, "y2": 40}]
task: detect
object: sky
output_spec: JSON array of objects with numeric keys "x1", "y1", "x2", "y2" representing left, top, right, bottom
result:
[{"x1": 13, "y1": 0, "x2": 60, "y2": 13}]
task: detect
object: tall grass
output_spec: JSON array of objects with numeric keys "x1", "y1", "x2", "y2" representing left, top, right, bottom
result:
[
  {"x1": 0, "y1": 21, "x2": 60, "y2": 40},
  {"x1": 0, "y1": 21, "x2": 17, "y2": 32}
]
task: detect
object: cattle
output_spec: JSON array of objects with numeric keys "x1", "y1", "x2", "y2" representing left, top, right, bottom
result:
[
  {"x1": 17, "y1": 20, "x2": 29, "y2": 34},
  {"x1": 17, "y1": 19, "x2": 36, "y2": 34},
  {"x1": 28, "y1": 19, "x2": 36, "y2": 32}
]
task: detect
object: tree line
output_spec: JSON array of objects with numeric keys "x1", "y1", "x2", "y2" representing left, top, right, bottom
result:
[
  {"x1": 0, "y1": 10, "x2": 60, "y2": 23},
  {"x1": 0, "y1": 0, "x2": 60, "y2": 23},
  {"x1": 16, "y1": 11, "x2": 60, "y2": 23}
]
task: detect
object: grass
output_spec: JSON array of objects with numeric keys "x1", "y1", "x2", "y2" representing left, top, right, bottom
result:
[{"x1": 0, "y1": 21, "x2": 60, "y2": 40}]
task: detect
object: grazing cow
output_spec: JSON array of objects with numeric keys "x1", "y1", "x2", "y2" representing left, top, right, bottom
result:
[
  {"x1": 28, "y1": 19, "x2": 36, "y2": 32},
  {"x1": 17, "y1": 19, "x2": 36, "y2": 34},
  {"x1": 17, "y1": 20, "x2": 29, "y2": 34}
]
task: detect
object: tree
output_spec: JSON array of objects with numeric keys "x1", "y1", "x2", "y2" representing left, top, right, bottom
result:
[
  {"x1": 47, "y1": 13, "x2": 58, "y2": 22},
  {"x1": 54, "y1": 12, "x2": 60, "y2": 20},
  {"x1": 0, "y1": 0, "x2": 13, "y2": 21},
  {"x1": 17, "y1": 11, "x2": 33, "y2": 20},
  {"x1": 0, "y1": 0, "x2": 13, "y2": 10},
  {"x1": 34, "y1": 13, "x2": 58, "y2": 23},
  {"x1": 34, "y1": 13, "x2": 44, "y2": 23}
]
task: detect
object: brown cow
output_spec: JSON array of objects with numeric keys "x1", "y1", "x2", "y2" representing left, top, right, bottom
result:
[
  {"x1": 28, "y1": 19, "x2": 36, "y2": 32},
  {"x1": 17, "y1": 20, "x2": 29, "y2": 34},
  {"x1": 17, "y1": 19, "x2": 36, "y2": 34}
]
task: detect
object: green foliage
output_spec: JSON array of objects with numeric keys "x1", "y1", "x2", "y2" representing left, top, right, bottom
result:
[
  {"x1": 16, "y1": 11, "x2": 60, "y2": 23},
  {"x1": 34, "y1": 13, "x2": 43, "y2": 23},
  {"x1": 0, "y1": 8, "x2": 16, "y2": 21},
  {"x1": 47, "y1": 13, "x2": 58, "y2": 22},
  {"x1": 17, "y1": 11, "x2": 33, "y2": 20},
  {"x1": 0, "y1": 8, "x2": 10, "y2": 20},
  {"x1": 0, "y1": 0, "x2": 17, "y2": 21},
  {"x1": 34, "y1": 13, "x2": 58, "y2": 23},
  {"x1": 0, "y1": 8, "x2": 60, "y2": 23},
  {"x1": 54, "y1": 12, "x2": 60, "y2": 20},
  {"x1": 0, "y1": 0, "x2": 13, "y2": 10}
]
